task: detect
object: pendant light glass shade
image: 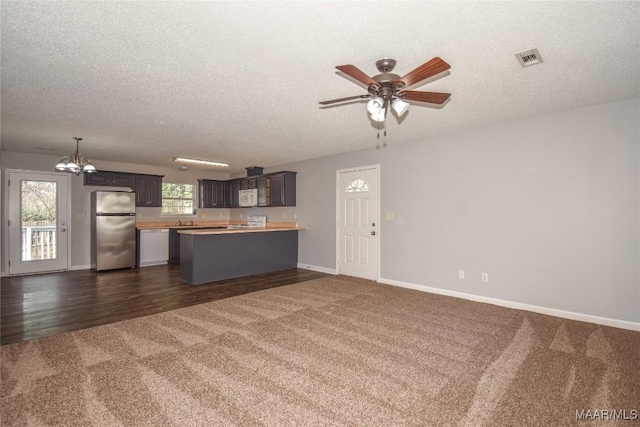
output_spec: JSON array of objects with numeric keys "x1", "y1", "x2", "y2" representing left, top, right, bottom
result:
[
  {"x1": 55, "y1": 158, "x2": 69, "y2": 171},
  {"x1": 366, "y1": 97, "x2": 384, "y2": 115},
  {"x1": 392, "y1": 98, "x2": 410, "y2": 116}
]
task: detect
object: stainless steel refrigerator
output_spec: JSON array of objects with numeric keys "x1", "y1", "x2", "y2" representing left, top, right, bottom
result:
[{"x1": 91, "y1": 191, "x2": 137, "y2": 271}]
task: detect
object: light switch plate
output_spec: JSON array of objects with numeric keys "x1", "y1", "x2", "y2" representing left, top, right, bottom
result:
[{"x1": 386, "y1": 212, "x2": 394, "y2": 221}]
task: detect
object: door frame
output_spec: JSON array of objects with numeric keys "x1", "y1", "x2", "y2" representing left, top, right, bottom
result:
[
  {"x1": 335, "y1": 164, "x2": 381, "y2": 280},
  {"x1": 3, "y1": 168, "x2": 72, "y2": 276}
]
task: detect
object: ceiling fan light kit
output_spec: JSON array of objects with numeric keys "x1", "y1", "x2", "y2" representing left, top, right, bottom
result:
[{"x1": 320, "y1": 56, "x2": 451, "y2": 132}]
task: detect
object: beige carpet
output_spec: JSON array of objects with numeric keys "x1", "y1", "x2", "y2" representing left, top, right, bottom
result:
[{"x1": 1, "y1": 275, "x2": 639, "y2": 426}]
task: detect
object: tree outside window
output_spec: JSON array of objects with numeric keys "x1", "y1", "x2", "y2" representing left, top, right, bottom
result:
[{"x1": 162, "y1": 183, "x2": 194, "y2": 215}]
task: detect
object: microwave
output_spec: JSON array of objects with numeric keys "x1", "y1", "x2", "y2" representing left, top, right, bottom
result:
[{"x1": 238, "y1": 189, "x2": 257, "y2": 207}]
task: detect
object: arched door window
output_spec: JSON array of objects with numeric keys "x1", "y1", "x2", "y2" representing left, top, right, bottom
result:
[{"x1": 345, "y1": 178, "x2": 369, "y2": 193}]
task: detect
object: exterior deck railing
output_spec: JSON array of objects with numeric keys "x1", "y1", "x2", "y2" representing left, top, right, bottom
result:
[{"x1": 21, "y1": 221, "x2": 57, "y2": 260}]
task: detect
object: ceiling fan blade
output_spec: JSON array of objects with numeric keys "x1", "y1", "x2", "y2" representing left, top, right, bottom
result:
[
  {"x1": 401, "y1": 91, "x2": 451, "y2": 104},
  {"x1": 335, "y1": 65, "x2": 380, "y2": 88},
  {"x1": 399, "y1": 57, "x2": 451, "y2": 88},
  {"x1": 319, "y1": 94, "x2": 370, "y2": 105}
]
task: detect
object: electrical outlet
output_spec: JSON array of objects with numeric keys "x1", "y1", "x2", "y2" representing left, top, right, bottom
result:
[
  {"x1": 458, "y1": 270, "x2": 464, "y2": 279},
  {"x1": 482, "y1": 273, "x2": 489, "y2": 283},
  {"x1": 293, "y1": 214, "x2": 297, "y2": 219},
  {"x1": 201, "y1": 213, "x2": 207, "y2": 218},
  {"x1": 283, "y1": 213, "x2": 287, "y2": 219}
]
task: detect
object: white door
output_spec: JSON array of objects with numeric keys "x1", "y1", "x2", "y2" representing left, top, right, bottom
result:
[
  {"x1": 337, "y1": 166, "x2": 380, "y2": 280},
  {"x1": 7, "y1": 170, "x2": 70, "y2": 275}
]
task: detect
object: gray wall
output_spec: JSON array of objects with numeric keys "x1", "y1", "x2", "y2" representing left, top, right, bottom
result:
[
  {"x1": 2, "y1": 98, "x2": 638, "y2": 323},
  {"x1": 276, "y1": 98, "x2": 639, "y2": 323},
  {"x1": 0, "y1": 152, "x2": 230, "y2": 269}
]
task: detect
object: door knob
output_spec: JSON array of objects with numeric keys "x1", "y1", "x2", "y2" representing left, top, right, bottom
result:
[
  {"x1": 61, "y1": 228, "x2": 67, "y2": 232},
  {"x1": 371, "y1": 231, "x2": 376, "y2": 236}
]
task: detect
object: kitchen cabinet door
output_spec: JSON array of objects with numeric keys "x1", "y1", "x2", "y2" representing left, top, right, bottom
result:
[
  {"x1": 84, "y1": 171, "x2": 113, "y2": 186},
  {"x1": 146, "y1": 176, "x2": 163, "y2": 206},
  {"x1": 269, "y1": 172, "x2": 296, "y2": 206},
  {"x1": 111, "y1": 172, "x2": 136, "y2": 188},
  {"x1": 257, "y1": 176, "x2": 269, "y2": 206},
  {"x1": 198, "y1": 180, "x2": 212, "y2": 208},
  {"x1": 226, "y1": 179, "x2": 241, "y2": 207},
  {"x1": 135, "y1": 174, "x2": 163, "y2": 207},
  {"x1": 198, "y1": 180, "x2": 225, "y2": 208},
  {"x1": 168, "y1": 229, "x2": 180, "y2": 264},
  {"x1": 239, "y1": 178, "x2": 257, "y2": 191},
  {"x1": 212, "y1": 181, "x2": 225, "y2": 207}
]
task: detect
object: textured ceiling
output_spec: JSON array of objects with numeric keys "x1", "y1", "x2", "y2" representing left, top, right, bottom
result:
[{"x1": 1, "y1": 1, "x2": 638, "y2": 173}]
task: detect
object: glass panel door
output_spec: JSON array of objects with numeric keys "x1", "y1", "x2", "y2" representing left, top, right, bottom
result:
[{"x1": 8, "y1": 171, "x2": 69, "y2": 275}]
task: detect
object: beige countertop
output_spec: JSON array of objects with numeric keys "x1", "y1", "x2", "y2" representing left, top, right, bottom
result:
[
  {"x1": 136, "y1": 221, "x2": 301, "y2": 231},
  {"x1": 178, "y1": 226, "x2": 305, "y2": 235},
  {"x1": 136, "y1": 221, "x2": 228, "y2": 230}
]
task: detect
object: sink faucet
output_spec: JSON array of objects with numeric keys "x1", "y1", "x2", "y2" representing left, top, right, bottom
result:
[
  {"x1": 189, "y1": 220, "x2": 194, "y2": 226},
  {"x1": 176, "y1": 220, "x2": 183, "y2": 226}
]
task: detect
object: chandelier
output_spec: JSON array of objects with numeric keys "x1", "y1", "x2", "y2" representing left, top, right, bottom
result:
[{"x1": 55, "y1": 137, "x2": 97, "y2": 175}]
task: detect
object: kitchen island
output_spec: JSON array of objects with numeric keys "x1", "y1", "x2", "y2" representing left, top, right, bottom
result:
[{"x1": 178, "y1": 226, "x2": 304, "y2": 285}]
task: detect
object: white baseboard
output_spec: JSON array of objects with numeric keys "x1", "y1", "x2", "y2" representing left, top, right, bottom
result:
[
  {"x1": 3, "y1": 265, "x2": 91, "y2": 275},
  {"x1": 139, "y1": 261, "x2": 168, "y2": 267},
  {"x1": 297, "y1": 263, "x2": 338, "y2": 275},
  {"x1": 378, "y1": 277, "x2": 640, "y2": 332}
]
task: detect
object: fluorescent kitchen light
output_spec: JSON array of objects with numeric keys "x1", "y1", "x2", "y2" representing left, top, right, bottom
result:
[{"x1": 173, "y1": 157, "x2": 229, "y2": 167}]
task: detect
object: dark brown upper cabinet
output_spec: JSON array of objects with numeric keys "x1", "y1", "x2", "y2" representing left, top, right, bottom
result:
[
  {"x1": 84, "y1": 171, "x2": 136, "y2": 188},
  {"x1": 135, "y1": 174, "x2": 163, "y2": 207},
  {"x1": 198, "y1": 179, "x2": 226, "y2": 208}
]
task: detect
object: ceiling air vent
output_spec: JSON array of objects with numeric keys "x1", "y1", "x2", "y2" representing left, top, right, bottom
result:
[{"x1": 515, "y1": 48, "x2": 543, "y2": 68}]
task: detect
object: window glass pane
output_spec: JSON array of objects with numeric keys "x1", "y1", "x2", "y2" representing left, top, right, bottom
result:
[
  {"x1": 162, "y1": 183, "x2": 194, "y2": 214},
  {"x1": 345, "y1": 178, "x2": 369, "y2": 193},
  {"x1": 21, "y1": 180, "x2": 57, "y2": 261}
]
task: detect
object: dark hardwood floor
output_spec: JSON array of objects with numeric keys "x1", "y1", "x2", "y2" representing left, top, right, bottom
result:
[{"x1": 1, "y1": 266, "x2": 328, "y2": 345}]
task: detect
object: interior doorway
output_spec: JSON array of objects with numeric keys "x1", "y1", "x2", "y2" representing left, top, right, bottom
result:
[{"x1": 336, "y1": 165, "x2": 380, "y2": 280}]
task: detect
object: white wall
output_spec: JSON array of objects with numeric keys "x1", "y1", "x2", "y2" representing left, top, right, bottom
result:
[
  {"x1": 0, "y1": 152, "x2": 230, "y2": 270},
  {"x1": 277, "y1": 98, "x2": 639, "y2": 324}
]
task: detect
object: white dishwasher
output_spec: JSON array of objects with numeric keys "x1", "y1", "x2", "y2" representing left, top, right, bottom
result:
[{"x1": 139, "y1": 229, "x2": 169, "y2": 267}]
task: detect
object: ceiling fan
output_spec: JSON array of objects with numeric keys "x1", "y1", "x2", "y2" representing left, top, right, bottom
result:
[{"x1": 319, "y1": 57, "x2": 451, "y2": 122}]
